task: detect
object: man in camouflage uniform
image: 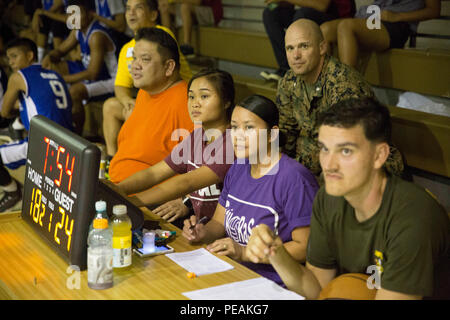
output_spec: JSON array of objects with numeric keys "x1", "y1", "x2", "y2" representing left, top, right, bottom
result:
[{"x1": 277, "y1": 19, "x2": 404, "y2": 177}]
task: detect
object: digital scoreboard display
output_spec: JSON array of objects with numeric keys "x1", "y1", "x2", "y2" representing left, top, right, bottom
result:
[{"x1": 22, "y1": 115, "x2": 100, "y2": 270}]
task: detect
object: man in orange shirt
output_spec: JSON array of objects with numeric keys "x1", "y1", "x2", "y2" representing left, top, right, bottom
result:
[{"x1": 108, "y1": 27, "x2": 193, "y2": 183}]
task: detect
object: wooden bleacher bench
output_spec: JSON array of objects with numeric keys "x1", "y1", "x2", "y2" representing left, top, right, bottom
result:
[
  {"x1": 409, "y1": 0, "x2": 450, "y2": 50},
  {"x1": 188, "y1": 28, "x2": 450, "y2": 98},
  {"x1": 186, "y1": 0, "x2": 450, "y2": 178}
]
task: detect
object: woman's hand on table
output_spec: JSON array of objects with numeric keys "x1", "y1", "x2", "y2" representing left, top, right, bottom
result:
[{"x1": 153, "y1": 198, "x2": 190, "y2": 223}]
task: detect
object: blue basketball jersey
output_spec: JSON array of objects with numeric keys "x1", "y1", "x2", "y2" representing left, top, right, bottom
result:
[
  {"x1": 96, "y1": 0, "x2": 113, "y2": 19},
  {"x1": 18, "y1": 64, "x2": 73, "y2": 131},
  {"x1": 42, "y1": 0, "x2": 53, "y2": 11},
  {"x1": 75, "y1": 20, "x2": 117, "y2": 80}
]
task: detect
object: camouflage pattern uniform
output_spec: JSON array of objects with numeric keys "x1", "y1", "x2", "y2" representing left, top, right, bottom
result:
[{"x1": 276, "y1": 55, "x2": 404, "y2": 177}]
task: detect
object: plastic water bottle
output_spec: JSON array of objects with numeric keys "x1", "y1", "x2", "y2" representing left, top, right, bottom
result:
[
  {"x1": 98, "y1": 144, "x2": 106, "y2": 179},
  {"x1": 88, "y1": 200, "x2": 108, "y2": 234},
  {"x1": 87, "y1": 217, "x2": 113, "y2": 289},
  {"x1": 99, "y1": 160, "x2": 106, "y2": 179},
  {"x1": 111, "y1": 204, "x2": 132, "y2": 268}
]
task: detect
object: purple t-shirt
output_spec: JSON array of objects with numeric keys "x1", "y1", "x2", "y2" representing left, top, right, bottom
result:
[
  {"x1": 218, "y1": 154, "x2": 318, "y2": 285},
  {"x1": 165, "y1": 128, "x2": 235, "y2": 219}
]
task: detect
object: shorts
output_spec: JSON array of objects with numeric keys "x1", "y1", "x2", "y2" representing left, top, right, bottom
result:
[
  {"x1": 39, "y1": 15, "x2": 69, "y2": 39},
  {"x1": 67, "y1": 60, "x2": 85, "y2": 75},
  {"x1": 382, "y1": 21, "x2": 411, "y2": 49},
  {"x1": 66, "y1": 61, "x2": 115, "y2": 99},
  {"x1": 0, "y1": 139, "x2": 28, "y2": 170}
]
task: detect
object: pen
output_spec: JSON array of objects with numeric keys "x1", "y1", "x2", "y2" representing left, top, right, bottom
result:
[{"x1": 189, "y1": 216, "x2": 210, "y2": 230}]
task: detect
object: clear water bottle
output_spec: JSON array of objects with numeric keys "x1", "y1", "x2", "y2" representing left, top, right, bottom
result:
[
  {"x1": 87, "y1": 217, "x2": 113, "y2": 289},
  {"x1": 111, "y1": 205, "x2": 132, "y2": 268}
]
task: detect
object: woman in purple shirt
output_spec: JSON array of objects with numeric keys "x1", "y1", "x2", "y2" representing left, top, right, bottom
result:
[{"x1": 183, "y1": 95, "x2": 319, "y2": 284}]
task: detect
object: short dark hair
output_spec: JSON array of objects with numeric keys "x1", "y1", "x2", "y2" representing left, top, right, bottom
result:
[
  {"x1": 317, "y1": 97, "x2": 392, "y2": 144},
  {"x1": 67, "y1": 0, "x2": 94, "y2": 10},
  {"x1": 135, "y1": 27, "x2": 180, "y2": 70},
  {"x1": 144, "y1": 0, "x2": 159, "y2": 11},
  {"x1": 188, "y1": 68, "x2": 235, "y2": 119},
  {"x1": 127, "y1": 0, "x2": 159, "y2": 11},
  {"x1": 6, "y1": 38, "x2": 37, "y2": 62}
]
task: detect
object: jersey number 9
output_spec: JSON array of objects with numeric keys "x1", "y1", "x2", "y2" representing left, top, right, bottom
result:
[{"x1": 49, "y1": 80, "x2": 68, "y2": 110}]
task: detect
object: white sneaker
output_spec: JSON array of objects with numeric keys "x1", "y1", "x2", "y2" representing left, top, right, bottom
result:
[
  {"x1": 260, "y1": 71, "x2": 273, "y2": 81},
  {"x1": 12, "y1": 117, "x2": 25, "y2": 130}
]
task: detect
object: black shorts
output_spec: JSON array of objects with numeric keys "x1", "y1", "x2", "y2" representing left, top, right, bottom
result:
[
  {"x1": 39, "y1": 15, "x2": 69, "y2": 39},
  {"x1": 382, "y1": 21, "x2": 411, "y2": 49}
]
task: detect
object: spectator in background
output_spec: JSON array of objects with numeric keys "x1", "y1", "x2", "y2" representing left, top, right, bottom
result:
[
  {"x1": 32, "y1": 0, "x2": 69, "y2": 63},
  {"x1": 42, "y1": 0, "x2": 117, "y2": 134},
  {"x1": 108, "y1": 27, "x2": 193, "y2": 184},
  {"x1": 276, "y1": 19, "x2": 405, "y2": 178},
  {"x1": 260, "y1": 0, "x2": 355, "y2": 82},
  {"x1": 158, "y1": 0, "x2": 223, "y2": 56},
  {"x1": 102, "y1": 0, "x2": 192, "y2": 160},
  {"x1": 92, "y1": 0, "x2": 127, "y2": 33},
  {"x1": 18, "y1": 0, "x2": 43, "y2": 41},
  {"x1": 320, "y1": 0, "x2": 441, "y2": 68},
  {"x1": 30, "y1": 1, "x2": 68, "y2": 30},
  {"x1": 92, "y1": 0, "x2": 132, "y2": 49}
]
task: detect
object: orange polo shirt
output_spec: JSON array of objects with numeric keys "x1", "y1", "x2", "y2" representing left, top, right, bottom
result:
[{"x1": 109, "y1": 81, "x2": 193, "y2": 183}]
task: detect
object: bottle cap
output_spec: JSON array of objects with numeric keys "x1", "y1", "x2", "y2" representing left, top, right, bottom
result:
[
  {"x1": 93, "y1": 218, "x2": 108, "y2": 229},
  {"x1": 113, "y1": 204, "x2": 127, "y2": 215},
  {"x1": 95, "y1": 200, "x2": 107, "y2": 212}
]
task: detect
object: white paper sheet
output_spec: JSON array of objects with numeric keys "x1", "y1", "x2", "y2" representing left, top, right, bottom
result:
[
  {"x1": 183, "y1": 277, "x2": 305, "y2": 300},
  {"x1": 165, "y1": 248, "x2": 234, "y2": 276}
]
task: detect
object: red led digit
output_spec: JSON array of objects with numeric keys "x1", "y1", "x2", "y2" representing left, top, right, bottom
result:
[
  {"x1": 43, "y1": 137, "x2": 50, "y2": 174},
  {"x1": 65, "y1": 153, "x2": 75, "y2": 193},
  {"x1": 54, "y1": 146, "x2": 65, "y2": 187}
]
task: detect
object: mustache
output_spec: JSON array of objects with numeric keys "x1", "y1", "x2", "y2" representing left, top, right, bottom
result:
[{"x1": 324, "y1": 169, "x2": 342, "y2": 176}]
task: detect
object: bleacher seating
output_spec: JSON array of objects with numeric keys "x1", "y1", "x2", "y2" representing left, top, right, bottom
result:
[
  {"x1": 7, "y1": 0, "x2": 448, "y2": 178},
  {"x1": 1, "y1": 0, "x2": 448, "y2": 211},
  {"x1": 184, "y1": 0, "x2": 450, "y2": 180},
  {"x1": 409, "y1": 0, "x2": 450, "y2": 50}
]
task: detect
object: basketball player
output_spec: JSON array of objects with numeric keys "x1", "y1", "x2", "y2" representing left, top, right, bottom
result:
[{"x1": 0, "y1": 38, "x2": 73, "y2": 213}]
